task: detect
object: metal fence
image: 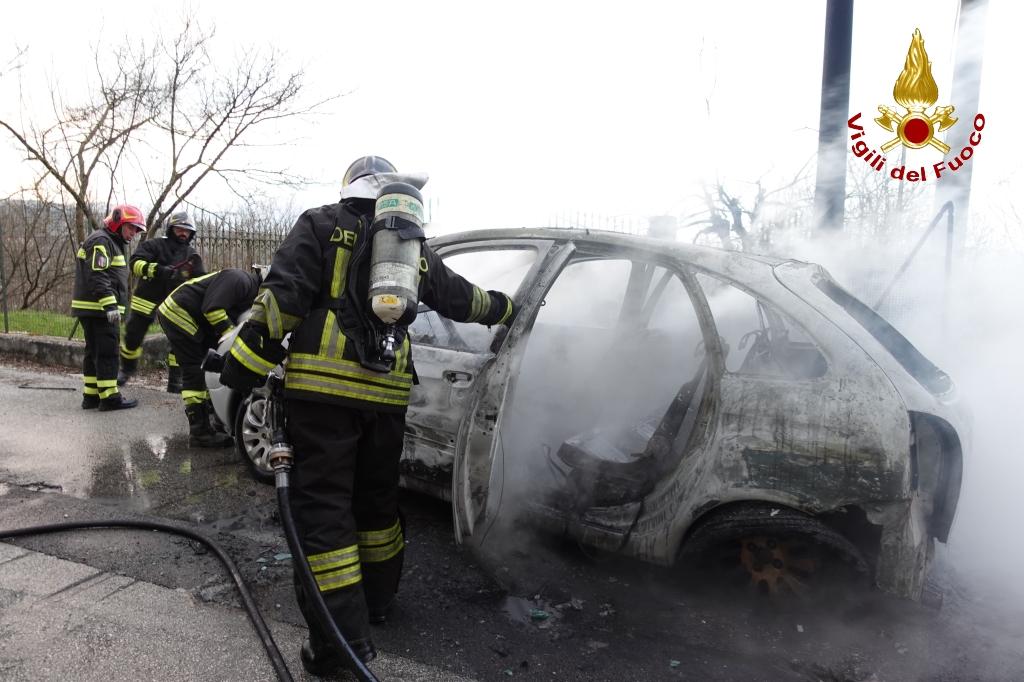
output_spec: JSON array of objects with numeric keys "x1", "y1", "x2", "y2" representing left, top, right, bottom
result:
[
  {"x1": 0, "y1": 197, "x2": 963, "y2": 348},
  {"x1": 0, "y1": 201, "x2": 292, "y2": 337}
]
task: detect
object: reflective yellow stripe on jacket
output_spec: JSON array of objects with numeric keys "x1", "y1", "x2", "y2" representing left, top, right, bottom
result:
[
  {"x1": 157, "y1": 296, "x2": 199, "y2": 336},
  {"x1": 284, "y1": 313, "x2": 413, "y2": 407},
  {"x1": 250, "y1": 288, "x2": 301, "y2": 341}
]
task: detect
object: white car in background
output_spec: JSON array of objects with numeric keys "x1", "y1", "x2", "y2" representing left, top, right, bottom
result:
[{"x1": 208, "y1": 228, "x2": 969, "y2": 603}]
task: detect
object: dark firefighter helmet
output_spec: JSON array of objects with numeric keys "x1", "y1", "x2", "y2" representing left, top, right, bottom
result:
[
  {"x1": 103, "y1": 205, "x2": 147, "y2": 235},
  {"x1": 342, "y1": 156, "x2": 397, "y2": 187},
  {"x1": 166, "y1": 211, "x2": 197, "y2": 241}
]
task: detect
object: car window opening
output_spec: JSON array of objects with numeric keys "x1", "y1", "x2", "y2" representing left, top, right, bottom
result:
[
  {"x1": 499, "y1": 259, "x2": 708, "y2": 510},
  {"x1": 813, "y1": 277, "x2": 951, "y2": 395},
  {"x1": 696, "y1": 273, "x2": 827, "y2": 380},
  {"x1": 409, "y1": 247, "x2": 540, "y2": 353}
]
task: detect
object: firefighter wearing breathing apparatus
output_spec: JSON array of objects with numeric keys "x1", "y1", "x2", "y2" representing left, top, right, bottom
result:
[
  {"x1": 119, "y1": 211, "x2": 206, "y2": 391},
  {"x1": 218, "y1": 156, "x2": 518, "y2": 676},
  {"x1": 157, "y1": 268, "x2": 262, "y2": 447},
  {"x1": 72, "y1": 204, "x2": 146, "y2": 411}
]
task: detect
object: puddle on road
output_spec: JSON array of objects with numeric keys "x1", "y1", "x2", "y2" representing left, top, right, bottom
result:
[
  {"x1": 146, "y1": 435, "x2": 168, "y2": 461},
  {"x1": 203, "y1": 513, "x2": 247, "y2": 533}
]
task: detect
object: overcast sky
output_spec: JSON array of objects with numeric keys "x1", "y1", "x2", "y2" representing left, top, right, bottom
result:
[{"x1": 1, "y1": 1, "x2": 1019, "y2": 233}]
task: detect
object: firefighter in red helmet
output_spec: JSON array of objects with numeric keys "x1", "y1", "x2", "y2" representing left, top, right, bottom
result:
[{"x1": 71, "y1": 205, "x2": 146, "y2": 410}]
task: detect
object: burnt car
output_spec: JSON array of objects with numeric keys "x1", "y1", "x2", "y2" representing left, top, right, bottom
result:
[{"x1": 209, "y1": 228, "x2": 969, "y2": 602}]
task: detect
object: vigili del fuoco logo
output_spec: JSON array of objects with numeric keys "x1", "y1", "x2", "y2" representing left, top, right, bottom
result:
[{"x1": 847, "y1": 28, "x2": 985, "y2": 183}]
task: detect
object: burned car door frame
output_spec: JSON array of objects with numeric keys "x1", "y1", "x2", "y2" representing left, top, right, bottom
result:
[
  {"x1": 402, "y1": 238, "x2": 576, "y2": 536},
  {"x1": 458, "y1": 238, "x2": 727, "y2": 550}
]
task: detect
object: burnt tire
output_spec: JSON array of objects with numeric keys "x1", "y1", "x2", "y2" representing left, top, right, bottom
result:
[
  {"x1": 679, "y1": 502, "x2": 869, "y2": 604},
  {"x1": 235, "y1": 394, "x2": 275, "y2": 486}
]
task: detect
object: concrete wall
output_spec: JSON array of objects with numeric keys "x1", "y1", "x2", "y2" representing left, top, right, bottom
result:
[{"x1": 0, "y1": 333, "x2": 170, "y2": 371}]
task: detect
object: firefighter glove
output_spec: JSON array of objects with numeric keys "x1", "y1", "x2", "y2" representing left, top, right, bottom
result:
[
  {"x1": 105, "y1": 307, "x2": 121, "y2": 325},
  {"x1": 156, "y1": 265, "x2": 175, "y2": 282},
  {"x1": 505, "y1": 300, "x2": 521, "y2": 327}
]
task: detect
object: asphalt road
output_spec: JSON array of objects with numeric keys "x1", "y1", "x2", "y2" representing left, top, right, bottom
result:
[{"x1": 1, "y1": 360, "x2": 1023, "y2": 681}]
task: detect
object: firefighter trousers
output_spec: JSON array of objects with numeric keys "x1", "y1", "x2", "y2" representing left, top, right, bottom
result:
[
  {"x1": 121, "y1": 312, "x2": 177, "y2": 368},
  {"x1": 80, "y1": 317, "x2": 120, "y2": 400},
  {"x1": 286, "y1": 399, "x2": 406, "y2": 643},
  {"x1": 158, "y1": 318, "x2": 217, "y2": 406}
]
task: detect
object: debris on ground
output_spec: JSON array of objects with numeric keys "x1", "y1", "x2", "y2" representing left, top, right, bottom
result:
[{"x1": 530, "y1": 609, "x2": 549, "y2": 621}]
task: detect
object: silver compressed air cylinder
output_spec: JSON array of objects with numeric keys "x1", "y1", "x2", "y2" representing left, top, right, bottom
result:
[{"x1": 369, "y1": 183, "x2": 425, "y2": 326}]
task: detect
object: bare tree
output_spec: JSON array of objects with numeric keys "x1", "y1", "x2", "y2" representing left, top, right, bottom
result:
[
  {"x1": 134, "y1": 16, "x2": 331, "y2": 236},
  {"x1": 0, "y1": 191, "x2": 77, "y2": 310},
  {"x1": 0, "y1": 13, "x2": 332, "y2": 245},
  {"x1": 0, "y1": 44, "x2": 160, "y2": 242},
  {"x1": 688, "y1": 162, "x2": 814, "y2": 252}
]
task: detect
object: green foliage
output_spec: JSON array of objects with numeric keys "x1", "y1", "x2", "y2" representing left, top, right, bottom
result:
[{"x1": 0, "y1": 310, "x2": 160, "y2": 339}]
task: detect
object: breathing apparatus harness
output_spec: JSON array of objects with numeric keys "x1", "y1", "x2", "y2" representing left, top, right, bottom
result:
[{"x1": 321, "y1": 183, "x2": 427, "y2": 375}]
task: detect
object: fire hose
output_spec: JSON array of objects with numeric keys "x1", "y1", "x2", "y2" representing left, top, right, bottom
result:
[{"x1": 0, "y1": 368, "x2": 380, "y2": 682}]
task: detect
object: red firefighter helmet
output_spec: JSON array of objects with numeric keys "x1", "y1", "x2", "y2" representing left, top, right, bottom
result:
[{"x1": 103, "y1": 205, "x2": 147, "y2": 234}]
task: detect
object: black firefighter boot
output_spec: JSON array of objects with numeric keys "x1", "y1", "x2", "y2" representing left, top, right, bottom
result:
[
  {"x1": 99, "y1": 393, "x2": 139, "y2": 411},
  {"x1": 297, "y1": 581, "x2": 377, "y2": 676},
  {"x1": 166, "y1": 364, "x2": 183, "y2": 394},
  {"x1": 185, "y1": 402, "x2": 233, "y2": 448},
  {"x1": 117, "y1": 357, "x2": 138, "y2": 387}
]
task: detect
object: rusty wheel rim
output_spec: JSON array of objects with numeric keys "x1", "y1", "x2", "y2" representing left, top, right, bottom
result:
[{"x1": 739, "y1": 535, "x2": 816, "y2": 597}]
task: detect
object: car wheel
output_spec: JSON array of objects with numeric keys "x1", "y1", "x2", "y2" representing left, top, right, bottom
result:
[
  {"x1": 679, "y1": 502, "x2": 869, "y2": 605},
  {"x1": 235, "y1": 393, "x2": 275, "y2": 485}
]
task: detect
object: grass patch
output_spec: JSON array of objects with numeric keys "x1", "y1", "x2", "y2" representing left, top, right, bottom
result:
[{"x1": 0, "y1": 309, "x2": 160, "y2": 339}]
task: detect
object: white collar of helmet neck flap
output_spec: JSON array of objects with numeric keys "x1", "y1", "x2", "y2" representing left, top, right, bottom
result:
[{"x1": 339, "y1": 172, "x2": 429, "y2": 201}]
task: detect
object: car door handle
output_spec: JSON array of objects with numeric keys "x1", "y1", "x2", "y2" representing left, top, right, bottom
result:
[{"x1": 444, "y1": 371, "x2": 472, "y2": 384}]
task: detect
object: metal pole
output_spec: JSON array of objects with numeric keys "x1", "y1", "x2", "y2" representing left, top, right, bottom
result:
[
  {"x1": 812, "y1": 0, "x2": 855, "y2": 231},
  {"x1": 943, "y1": 202, "x2": 955, "y2": 340},
  {"x1": 0, "y1": 213, "x2": 9, "y2": 333},
  {"x1": 934, "y1": 0, "x2": 988, "y2": 259},
  {"x1": 874, "y1": 202, "x2": 954, "y2": 310}
]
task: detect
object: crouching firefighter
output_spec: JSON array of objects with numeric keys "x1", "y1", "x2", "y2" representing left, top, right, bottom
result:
[
  {"x1": 72, "y1": 205, "x2": 146, "y2": 411},
  {"x1": 157, "y1": 268, "x2": 261, "y2": 447},
  {"x1": 119, "y1": 211, "x2": 206, "y2": 391},
  {"x1": 218, "y1": 156, "x2": 518, "y2": 676}
]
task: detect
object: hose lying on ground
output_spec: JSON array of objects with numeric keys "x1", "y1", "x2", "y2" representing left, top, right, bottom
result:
[{"x1": 0, "y1": 519, "x2": 294, "y2": 682}]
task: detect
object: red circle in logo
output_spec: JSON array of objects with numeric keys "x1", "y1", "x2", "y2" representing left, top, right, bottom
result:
[{"x1": 903, "y1": 117, "x2": 930, "y2": 144}]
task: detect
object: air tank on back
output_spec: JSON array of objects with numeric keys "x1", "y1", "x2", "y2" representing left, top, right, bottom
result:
[{"x1": 368, "y1": 182, "x2": 425, "y2": 327}]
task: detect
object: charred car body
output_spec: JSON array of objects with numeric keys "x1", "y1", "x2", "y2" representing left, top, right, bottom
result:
[{"x1": 210, "y1": 229, "x2": 968, "y2": 601}]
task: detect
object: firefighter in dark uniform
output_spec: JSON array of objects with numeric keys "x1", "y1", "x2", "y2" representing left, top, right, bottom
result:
[
  {"x1": 72, "y1": 204, "x2": 145, "y2": 411},
  {"x1": 119, "y1": 211, "x2": 206, "y2": 391},
  {"x1": 157, "y1": 268, "x2": 261, "y2": 447},
  {"x1": 218, "y1": 157, "x2": 518, "y2": 676}
]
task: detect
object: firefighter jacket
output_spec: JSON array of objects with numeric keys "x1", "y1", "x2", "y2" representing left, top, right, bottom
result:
[
  {"x1": 71, "y1": 228, "x2": 129, "y2": 318},
  {"x1": 157, "y1": 269, "x2": 261, "y2": 341},
  {"x1": 239, "y1": 200, "x2": 514, "y2": 414},
  {"x1": 128, "y1": 230, "x2": 205, "y2": 318}
]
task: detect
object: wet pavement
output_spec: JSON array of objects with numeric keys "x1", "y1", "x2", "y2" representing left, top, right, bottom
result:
[
  {"x1": 2, "y1": 361, "x2": 1024, "y2": 681},
  {"x1": 0, "y1": 363, "x2": 278, "y2": 528}
]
